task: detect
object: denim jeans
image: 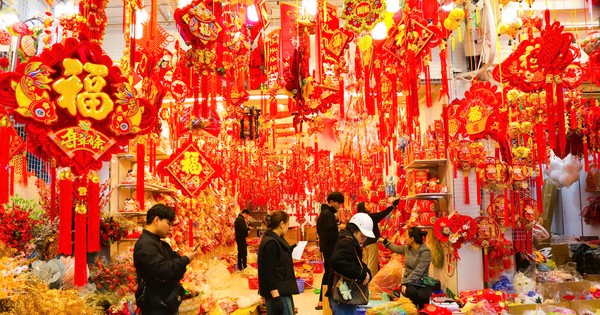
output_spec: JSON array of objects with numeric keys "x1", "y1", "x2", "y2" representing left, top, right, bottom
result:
[
  {"x1": 329, "y1": 299, "x2": 357, "y2": 315},
  {"x1": 265, "y1": 296, "x2": 294, "y2": 315}
]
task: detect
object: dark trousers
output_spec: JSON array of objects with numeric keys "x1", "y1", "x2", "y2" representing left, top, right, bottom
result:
[
  {"x1": 237, "y1": 242, "x2": 248, "y2": 270},
  {"x1": 318, "y1": 252, "x2": 333, "y2": 302},
  {"x1": 404, "y1": 284, "x2": 433, "y2": 310}
]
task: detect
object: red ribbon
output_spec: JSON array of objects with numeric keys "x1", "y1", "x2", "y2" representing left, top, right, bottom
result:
[
  {"x1": 74, "y1": 211, "x2": 87, "y2": 286},
  {"x1": 137, "y1": 141, "x2": 145, "y2": 212}
]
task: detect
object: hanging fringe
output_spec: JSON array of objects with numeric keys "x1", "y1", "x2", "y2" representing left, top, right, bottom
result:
[
  {"x1": 189, "y1": 219, "x2": 194, "y2": 248},
  {"x1": 50, "y1": 160, "x2": 57, "y2": 219},
  {"x1": 463, "y1": 171, "x2": 470, "y2": 204},
  {"x1": 22, "y1": 152, "x2": 28, "y2": 187},
  {"x1": 58, "y1": 171, "x2": 73, "y2": 255},
  {"x1": 137, "y1": 138, "x2": 145, "y2": 211},
  {"x1": 87, "y1": 173, "x2": 100, "y2": 252},
  {"x1": 74, "y1": 204, "x2": 87, "y2": 287},
  {"x1": 475, "y1": 171, "x2": 481, "y2": 205},
  {"x1": 0, "y1": 116, "x2": 9, "y2": 205}
]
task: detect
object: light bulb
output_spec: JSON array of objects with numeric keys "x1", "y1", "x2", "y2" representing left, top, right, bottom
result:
[
  {"x1": 247, "y1": 4, "x2": 260, "y2": 22},
  {"x1": 386, "y1": 0, "x2": 400, "y2": 13},
  {"x1": 371, "y1": 21, "x2": 388, "y2": 40},
  {"x1": 302, "y1": 0, "x2": 318, "y2": 16},
  {"x1": 136, "y1": 9, "x2": 149, "y2": 24}
]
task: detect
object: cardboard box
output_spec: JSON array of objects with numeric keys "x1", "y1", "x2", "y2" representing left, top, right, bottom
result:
[
  {"x1": 538, "y1": 281, "x2": 591, "y2": 301},
  {"x1": 569, "y1": 299, "x2": 600, "y2": 314},
  {"x1": 284, "y1": 227, "x2": 301, "y2": 246},
  {"x1": 507, "y1": 302, "x2": 571, "y2": 315},
  {"x1": 551, "y1": 244, "x2": 571, "y2": 266},
  {"x1": 304, "y1": 225, "x2": 317, "y2": 241}
]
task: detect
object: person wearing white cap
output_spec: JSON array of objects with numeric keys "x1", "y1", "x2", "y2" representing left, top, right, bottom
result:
[{"x1": 327, "y1": 213, "x2": 374, "y2": 314}]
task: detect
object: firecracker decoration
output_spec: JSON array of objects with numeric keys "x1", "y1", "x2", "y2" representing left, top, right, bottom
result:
[
  {"x1": 0, "y1": 38, "x2": 158, "y2": 286},
  {"x1": 77, "y1": 0, "x2": 109, "y2": 44},
  {"x1": 157, "y1": 141, "x2": 221, "y2": 197},
  {"x1": 341, "y1": 0, "x2": 386, "y2": 33}
]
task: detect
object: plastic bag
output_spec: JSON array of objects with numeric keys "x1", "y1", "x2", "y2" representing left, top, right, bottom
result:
[
  {"x1": 370, "y1": 254, "x2": 404, "y2": 296},
  {"x1": 205, "y1": 261, "x2": 232, "y2": 290}
]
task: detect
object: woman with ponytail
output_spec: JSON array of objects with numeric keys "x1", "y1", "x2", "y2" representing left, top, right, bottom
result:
[
  {"x1": 257, "y1": 211, "x2": 299, "y2": 315},
  {"x1": 378, "y1": 227, "x2": 432, "y2": 310}
]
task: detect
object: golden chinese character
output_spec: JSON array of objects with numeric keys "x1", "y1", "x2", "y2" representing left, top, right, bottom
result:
[
  {"x1": 91, "y1": 135, "x2": 107, "y2": 150},
  {"x1": 60, "y1": 128, "x2": 78, "y2": 149},
  {"x1": 76, "y1": 62, "x2": 114, "y2": 120},
  {"x1": 180, "y1": 152, "x2": 203, "y2": 175},
  {"x1": 53, "y1": 58, "x2": 84, "y2": 116}
]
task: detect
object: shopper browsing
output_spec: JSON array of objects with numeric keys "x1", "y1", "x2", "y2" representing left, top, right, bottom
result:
[
  {"x1": 235, "y1": 208, "x2": 251, "y2": 270},
  {"x1": 327, "y1": 213, "x2": 374, "y2": 314},
  {"x1": 357, "y1": 198, "x2": 399, "y2": 276},
  {"x1": 315, "y1": 191, "x2": 345, "y2": 310},
  {"x1": 379, "y1": 227, "x2": 432, "y2": 310},
  {"x1": 257, "y1": 211, "x2": 299, "y2": 315},
  {"x1": 134, "y1": 204, "x2": 197, "y2": 315}
]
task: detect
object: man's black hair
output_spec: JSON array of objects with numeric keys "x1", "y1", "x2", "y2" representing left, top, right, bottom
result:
[
  {"x1": 146, "y1": 204, "x2": 176, "y2": 225},
  {"x1": 327, "y1": 191, "x2": 345, "y2": 204}
]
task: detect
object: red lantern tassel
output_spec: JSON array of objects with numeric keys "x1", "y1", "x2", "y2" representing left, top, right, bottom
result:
[
  {"x1": 189, "y1": 219, "x2": 194, "y2": 248},
  {"x1": 269, "y1": 96, "x2": 278, "y2": 118},
  {"x1": 22, "y1": 152, "x2": 28, "y2": 187},
  {"x1": 536, "y1": 172, "x2": 543, "y2": 216},
  {"x1": 584, "y1": 137, "x2": 589, "y2": 172},
  {"x1": 137, "y1": 140, "x2": 145, "y2": 212},
  {"x1": 463, "y1": 171, "x2": 470, "y2": 204},
  {"x1": 476, "y1": 171, "x2": 481, "y2": 205},
  {"x1": 339, "y1": 77, "x2": 345, "y2": 118},
  {"x1": 424, "y1": 63, "x2": 432, "y2": 107},
  {"x1": 8, "y1": 166, "x2": 13, "y2": 197},
  {"x1": 74, "y1": 209, "x2": 87, "y2": 287},
  {"x1": 50, "y1": 160, "x2": 57, "y2": 219},
  {"x1": 0, "y1": 118, "x2": 8, "y2": 205},
  {"x1": 315, "y1": 140, "x2": 319, "y2": 174},
  {"x1": 556, "y1": 83, "x2": 566, "y2": 155},
  {"x1": 87, "y1": 175, "x2": 100, "y2": 252},
  {"x1": 483, "y1": 248, "x2": 489, "y2": 283},
  {"x1": 58, "y1": 172, "x2": 73, "y2": 255}
]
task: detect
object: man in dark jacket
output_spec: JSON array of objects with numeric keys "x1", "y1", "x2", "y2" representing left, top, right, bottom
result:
[
  {"x1": 134, "y1": 204, "x2": 196, "y2": 315},
  {"x1": 235, "y1": 209, "x2": 251, "y2": 270},
  {"x1": 357, "y1": 199, "x2": 399, "y2": 276},
  {"x1": 315, "y1": 191, "x2": 344, "y2": 310}
]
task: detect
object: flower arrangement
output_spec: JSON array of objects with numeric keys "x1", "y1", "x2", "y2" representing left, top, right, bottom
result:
[
  {"x1": 89, "y1": 258, "x2": 137, "y2": 297},
  {"x1": 433, "y1": 214, "x2": 478, "y2": 258},
  {"x1": 0, "y1": 196, "x2": 43, "y2": 255},
  {"x1": 99, "y1": 215, "x2": 131, "y2": 248}
]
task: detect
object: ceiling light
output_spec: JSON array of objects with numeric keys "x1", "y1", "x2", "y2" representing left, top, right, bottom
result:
[
  {"x1": 178, "y1": 0, "x2": 192, "y2": 8},
  {"x1": 247, "y1": 4, "x2": 260, "y2": 22},
  {"x1": 371, "y1": 21, "x2": 388, "y2": 40},
  {"x1": 386, "y1": 0, "x2": 400, "y2": 13},
  {"x1": 302, "y1": 0, "x2": 318, "y2": 16}
]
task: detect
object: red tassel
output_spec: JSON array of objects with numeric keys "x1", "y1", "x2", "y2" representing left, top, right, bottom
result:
[
  {"x1": 339, "y1": 77, "x2": 345, "y2": 118},
  {"x1": 50, "y1": 160, "x2": 57, "y2": 219},
  {"x1": 483, "y1": 248, "x2": 489, "y2": 283},
  {"x1": 269, "y1": 96, "x2": 278, "y2": 118},
  {"x1": 476, "y1": 171, "x2": 481, "y2": 205},
  {"x1": 8, "y1": 165, "x2": 13, "y2": 197},
  {"x1": 58, "y1": 171, "x2": 73, "y2": 255},
  {"x1": 424, "y1": 63, "x2": 432, "y2": 107},
  {"x1": 314, "y1": 140, "x2": 319, "y2": 174},
  {"x1": 21, "y1": 153, "x2": 27, "y2": 186},
  {"x1": 546, "y1": 82, "x2": 557, "y2": 150},
  {"x1": 0, "y1": 118, "x2": 9, "y2": 205},
  {"x1": 584, "y1": 137, "x2": 589, "y2": 172},
  {"x1": 556, "y1": 83, "x2": 566, "y2": 155},
  {"x1": 536, "y1": 173, "x2": 543, "y2": 216},
  {"x1": 189, "y1": 219, "x2": 194, "y2": 248},
  {"x1": 464, "y1": 171, "x2": 470, "y2": 204},
  {"x1": 74, "y1": 209, "x2": 87, "y2": 286},
  {"x1": 87, "y1": 174, "x2": 100, "y2": 252},
  {"x1": 504, "y1": 188, "x2": 509, "y2": 225},
  {"x1": 137, "y1": 140, "x2": 145, "y2": 211}
]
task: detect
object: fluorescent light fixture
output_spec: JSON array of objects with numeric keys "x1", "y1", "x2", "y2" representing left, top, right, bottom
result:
[
  {"x1": 386, "y1": 0, "x2": 400, "y2": 13},
  {"x1": 247, "y1": 4, "x2": 260, "y2": 22}
]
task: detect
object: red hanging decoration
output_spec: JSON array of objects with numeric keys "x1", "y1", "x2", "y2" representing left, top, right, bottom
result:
[
  {"x1": 0, "y1": 115, "x2": 9, "y2": 205},
  {"x1": 74, "y1": 203, "x2": 87, "y2": 286},
  {"x1": 58, "y1": 170, "x2": 73, "y2": 255},
  {"x1": 21, "y1": 152, "x2": 28, "y2": 187},
  {"x1": 189, "y1": 219, "x2": 194, "y2": 248},
  {"x1": 463, "y1": 171, "x2": 470, "y2": 204},
  {"x1": 50, "y1": 160, "x2": 57, "y2": 219},
  {"x1": 87, "y1": 173, "x2": 100, "y2": 252},
  {"x1": 137, "y1": 138, "x2": 145, "y2": 211}
]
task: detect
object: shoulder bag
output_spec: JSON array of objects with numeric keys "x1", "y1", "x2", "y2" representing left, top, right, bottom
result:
[{"x1": 331, "y1": 238, "x2": 369, "y2": 305}]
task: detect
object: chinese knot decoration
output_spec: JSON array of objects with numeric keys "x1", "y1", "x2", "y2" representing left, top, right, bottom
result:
[
  {"x1": 157, "y1": 141, "x2": 221, "y2": 197},
  {"x1": 0, "y1": 38, "x2": 158, "y2": 286},
  {"x1": 341, "y1": 0, "x2": 386, "y2": 33},
  {"x1": 433, "y1": 213, "x2": 478, "y2": 259}
]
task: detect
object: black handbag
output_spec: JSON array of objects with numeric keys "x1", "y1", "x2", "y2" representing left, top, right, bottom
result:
[
  {"x1": 137, "y1": 280, "x2": 186, "y2": 313},
  {"x1": 159, "y1": 284, "x2": 186, "y2": 312},
  {"x1": 331, "y1": 238, "x2": 370, "y2": 305}
]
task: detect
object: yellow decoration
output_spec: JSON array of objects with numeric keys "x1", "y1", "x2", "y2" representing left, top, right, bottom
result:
[
  {"x1": 181, "y1": 152, "x2": 203, "y2": 175},
  {"x1": 358, "y1": 35, "x2": 373, "y2": 52},
  {"x1": 443, "y1": 8, "x2": 465, "y2": 31},
  {"x1": 89, "y1": 173, "x2": 100, "y2": 183},
  {"x1": 75, "y1": 202, "x2": 87, "y2": 214},
  {"x1": 11, "y1": 62, "x2": 57, "y2": 124},
  {"x1": 53, "y1": 58, "x2": 114, "y2": 120}
]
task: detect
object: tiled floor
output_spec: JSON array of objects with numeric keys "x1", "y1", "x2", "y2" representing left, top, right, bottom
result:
[{"x1": 219, "y1": 271, "x2": 324, "y2": 314}]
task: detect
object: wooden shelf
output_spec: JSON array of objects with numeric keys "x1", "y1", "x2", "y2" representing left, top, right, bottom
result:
[
  {"x1": 405, "y1": 192, "x2": 451, "y2": 200},
  {"x1": 405, "y1": 159, "x2": 447, "y2": 169},
  {"x1": 117, "y1": 183, "x2": 176, "y2": 193},
  {"x1": 117, "y1": 211, "x2": 146, "y2": 216},
  {"x1": 120, "y1": 237, "x2": 139, "y2": 241}
]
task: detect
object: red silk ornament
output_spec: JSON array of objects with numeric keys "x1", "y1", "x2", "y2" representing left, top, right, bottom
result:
[
  {"x1": 463, "y1": 172, "x2": 470, "y2": 204},
  {"x1": 21, "y1": 152, "x2": 28, "y2": 187},
  {"x1": 50, "y1": 160, "x2": 57, "y2": 219},
  {"x1": 58, "y1": 171, "x2": 73, "y2": 255},
  {"x1": 87, "y1": 173, "x2": 100, "y2": 252},
  {"x1": 0, "y1": 116, "x2": 9, "y2": 205},
  {"x1": 137, "y1": 140, "x2": 145, "y2": 211},
  {"x1": 74, "y1": 206, "x2": 87, "y2": 286},
  {"x1": 189, "y1": 219, "x2": 194, "y2": 248}
]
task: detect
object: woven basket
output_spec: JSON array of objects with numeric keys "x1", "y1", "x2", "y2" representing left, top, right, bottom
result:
[{"x1": 179, "y1": 295, "x2": 202, "y2": 315}]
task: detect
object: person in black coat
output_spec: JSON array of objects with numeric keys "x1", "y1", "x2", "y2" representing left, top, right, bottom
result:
[
  {"x1": 134, "y1": 204, "x2": 197, "y2": 315},
  {"x1": 235, "y1": 209, "x2": 251, "y2": 270},
  {"x1": 258, "y1": 211, "x2": 299, "y2": 315},
  {"x1": 315, "y1": 191, "x2": 345, "y2": 310},
  {"x1": 357, "y1": 198, "x2": 399, "y2": 276},
  {"x1": 328, "y1": 212, "x2": 375, "y2": 315}
]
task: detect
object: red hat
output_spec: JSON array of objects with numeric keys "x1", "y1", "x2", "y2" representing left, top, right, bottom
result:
[{"x1": 418, "y1": 305, "x2": 452, "y2": 315}]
